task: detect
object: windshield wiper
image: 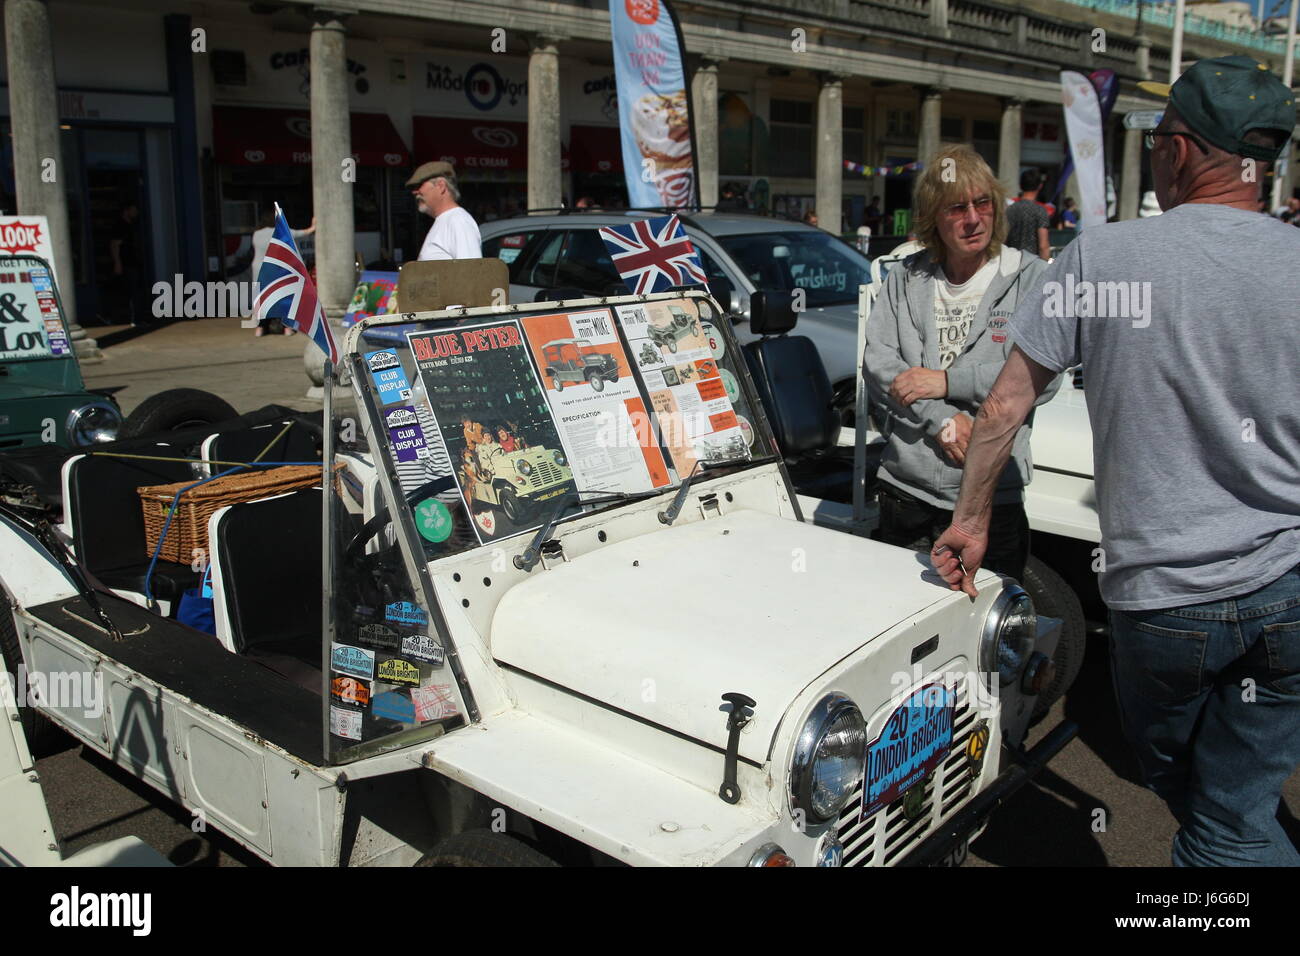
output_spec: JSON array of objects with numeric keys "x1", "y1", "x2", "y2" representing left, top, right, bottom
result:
[
  {"x1": 514, "y1": 489, "x2": 659, "y2": 572},
  {"x1": 658, "y1": 454, "x2": 776, "y2": 527}
]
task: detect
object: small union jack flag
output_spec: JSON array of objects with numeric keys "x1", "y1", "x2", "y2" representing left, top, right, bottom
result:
[
  {"x1": 253, "y1": 203, "x2": 339, "y2": 364},
  {"x1": 598, "y1": 215, "x2": 707, "y2": 295}
]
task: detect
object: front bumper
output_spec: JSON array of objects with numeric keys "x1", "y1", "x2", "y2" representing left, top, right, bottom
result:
[{"x1": 898, "y1": 717, "x2": 1079, "y2": 866}]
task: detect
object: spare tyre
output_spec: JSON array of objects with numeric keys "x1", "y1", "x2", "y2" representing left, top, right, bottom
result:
[{"x1": 118, "y1": 388, "x2": 238, "y2": 440}]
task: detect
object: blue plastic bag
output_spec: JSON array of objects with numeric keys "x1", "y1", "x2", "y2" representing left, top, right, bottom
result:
[{"x1": 177, "y1": 564, "x2": 216, "y2": 635}]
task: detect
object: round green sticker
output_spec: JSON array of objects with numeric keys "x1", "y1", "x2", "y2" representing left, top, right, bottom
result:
[
  {"x1": 719, "y1": 368, "x2": 740, "y2": 403},
  {"x1": 415, "y1": 498, "x2": 453, "y2": 543}
]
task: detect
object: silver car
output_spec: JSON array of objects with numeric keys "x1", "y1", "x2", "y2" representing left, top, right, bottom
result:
[{"x1": 479, "y1": 212, "x2": 876, "y2": 423}]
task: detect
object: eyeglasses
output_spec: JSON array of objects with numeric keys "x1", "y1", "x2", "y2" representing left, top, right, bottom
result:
[
  {"x1": 942, "y1": 196, "x2": 994, "y2": 219},
  {"x1": 1144, "y1": 130, "x2": 1209, "y2": 154}
]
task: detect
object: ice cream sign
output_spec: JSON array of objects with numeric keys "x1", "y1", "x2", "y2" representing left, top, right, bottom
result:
[{"x1": 609, "y1": 0, "x2": 696, "y2": 208}]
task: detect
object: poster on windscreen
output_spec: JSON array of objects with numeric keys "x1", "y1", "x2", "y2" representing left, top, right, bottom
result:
[
  {"x1": 407, "y1": 319, "x2": 576, "y2": 544},
  {"x1": 520, "y1": 308, "x2": 670, "y2": 495},
  {"x1": 613, "y1": 298, "x2": 749, "y2": 475}
]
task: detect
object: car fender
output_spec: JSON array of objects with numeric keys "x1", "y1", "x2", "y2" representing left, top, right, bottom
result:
[{"x1": 0, "y1": 512, "x2": 78, "y2": 610}]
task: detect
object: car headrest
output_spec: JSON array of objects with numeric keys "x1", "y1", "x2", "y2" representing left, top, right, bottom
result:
[{"x1": 749, "y1": 290, "x2": 798, "y2": 335}]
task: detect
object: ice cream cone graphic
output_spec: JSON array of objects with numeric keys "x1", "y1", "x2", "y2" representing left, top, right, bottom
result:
[{"x1": 633, "y1": 90, "x2": 694, "y2": 205}]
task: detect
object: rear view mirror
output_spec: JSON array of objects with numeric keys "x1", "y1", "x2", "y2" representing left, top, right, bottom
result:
[{"x1": 749, "y1": 291, "x2": 797, "y2": 335}]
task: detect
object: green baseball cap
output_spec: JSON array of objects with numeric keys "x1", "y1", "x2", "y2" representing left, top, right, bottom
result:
[{"x1": 1138, "y1": 55, "x2": 1296, "y2": 161}]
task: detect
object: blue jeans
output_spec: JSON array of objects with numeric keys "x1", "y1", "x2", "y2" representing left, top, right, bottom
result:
[{"x1": 1109, "y1": 561, "x2": 1300, "y2": 866}]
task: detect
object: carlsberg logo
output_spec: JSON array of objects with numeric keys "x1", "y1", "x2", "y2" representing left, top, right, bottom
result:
[{"x1": 1041, "y1": 275, "x2": 1151, "y2": 328}]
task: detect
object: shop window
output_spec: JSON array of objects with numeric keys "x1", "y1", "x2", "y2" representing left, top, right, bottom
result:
[
  {"x1": 770, "y1": 99, "x2": 813, "y2": 179},
  {"x1": 886, "y1": 109, "x2": 916, "y2": 138},
  {"x1": 972, "y1": 120, "x2": 999, "y2": 142},
  {"x1": 940, "y1": 117, "x2": 964, "y2": 140},
  {"x1": 211, "y1": 49, "x2": 247, "y2": 86},
  {"x1": 843, "y1": 106, "x2": 866, "y2": 178}
]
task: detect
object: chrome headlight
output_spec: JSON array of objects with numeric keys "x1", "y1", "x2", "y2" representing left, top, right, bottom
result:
[
  {"x1": 790, "y1": 693, "x2": 867, "y2": 823},
  {"x1": 553, "y1": 450, "x2": 566, "y2": 467},
  {"x1": 66, "y1": 402, "x2": 122, "y2": 446},
  {"x1": 980, "y1": 584, "x2": 1037, "y2": 686},
  {"x1": 515, "y1": 458, "x2": 533, "y2": 476}
]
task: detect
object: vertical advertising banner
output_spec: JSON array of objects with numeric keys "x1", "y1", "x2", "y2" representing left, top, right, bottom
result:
[
  {"x1": 609, "y1": 0, "x2": 697, "y2": 208},
  {"x1": 1060, "y1": 71, "x2": 1108, "y2": 229}
]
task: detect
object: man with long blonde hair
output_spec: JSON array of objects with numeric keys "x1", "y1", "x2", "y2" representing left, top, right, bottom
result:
[{"x1": 864, "y1": 144, "x2": 1060, "y2": 581}]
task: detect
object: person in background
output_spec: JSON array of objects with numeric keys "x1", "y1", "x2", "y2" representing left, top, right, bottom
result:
[
  {"x1": 1057, "y1": 197, "x2": 1079, "y2": 229},
  {"x1": 929, "y1": 55, "x2": 1300, "y2": 867},
  {"x1": 575, "y1": 196, "x2": 599, "y2": 210},
  {"x1": 108, "y1": 202, "x2": 145, "y2": 326},
  {"x1": 864, "y1": 144, "x2": 1060, "y2": 585},
  {"x1": 408, "y1": 161, "x2": 481, "y2": 261},
  {"x1": 802, "y1": 209, "x2": 819, "y2": 228},
  {"x1": 250, "y1": 208, "x2": 315, "y2": 337},
  {"x1": 1004, "y1": 169, "x2": 1052, "y2": 260},
  {"x1": 865, "y1": 195, "x2": 883, "y2": 235},
  {"x1": 715, "y1": 183, "x2": 746, "y2": 211}
]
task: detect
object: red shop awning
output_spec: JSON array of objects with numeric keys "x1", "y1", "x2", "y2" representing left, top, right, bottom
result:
[
  {"x1": 568, "y1": 125, "x2": 623, "y2": 175},
  {"x1": 212, "y1": 106, "x2": 410, "y2": 167},
  {"x1": 412, "y1": 115, "x2": 536, "y2": 173}
]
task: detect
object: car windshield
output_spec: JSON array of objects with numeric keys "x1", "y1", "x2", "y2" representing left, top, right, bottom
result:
[
  {"x1": 718, "y1": 231, "x2": 871, "y2": 306},
  {"x1": 344, "y1": 292, "x2": 768, "y2": 561}
]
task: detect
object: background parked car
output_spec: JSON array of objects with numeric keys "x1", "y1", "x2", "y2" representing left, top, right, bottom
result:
[{"x1": 480, "y1": 211, "x2": 877, "y2": 424}]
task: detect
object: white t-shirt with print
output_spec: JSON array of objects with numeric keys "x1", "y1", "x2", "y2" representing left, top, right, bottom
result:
[
  {"x1": 417, "y1": 206, "x2": 483, "y2": 261},
  {"x1": 933, "y1": 255, "x2": 998, "y2": 369}
]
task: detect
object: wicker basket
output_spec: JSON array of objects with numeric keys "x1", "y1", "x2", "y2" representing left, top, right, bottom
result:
[{"x1": 138, "y1": 465, "x2": 322, "y2": 564}]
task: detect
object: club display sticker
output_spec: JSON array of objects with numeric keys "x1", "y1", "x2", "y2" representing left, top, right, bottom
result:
[
  {"x1": 402, "y1": 634, "x2": 445, "y2": 666},
  {"x1": 330, "y1": 643, "x2": 376, "y2": 680},
  {"x1": 366, "y1": 349, "x2": 412, "y2": 404},
  {"x1": 415, "y1": 498, "x2": 453, "y2": 543},
  {"x1": 330, "y1": 705, "x2": 363, "y2": 741},
  {"x1": 355, "y1": 623, "x2": 400, "y2": 650},
  {"x1": 719, "y1": 368, "x2": 740, "y2": 403},
  {"x1": 377, "y1": 658, "x2": 421, "y2": 687},
  {"x1": 701, "y1": 320, "x2": 725, "y2": 360},
  {"x1": 412, "y1": 683, "x2": 459, "y2": 722},
  {"x1": 372, "y1": 690, "x2": 416, "y2": 723},
  {"x1": 330, "y1": 676, "x2": 372, "y2": 706},
  {"x1": 385, "y1": 601, "x2": 428, "y2": 627},
  {"x1": 737, "y1": 414, "x2": 755, "y2": 447},
  {"x1": 384, "y1": 405, "x2": 429, "y2": 463}
]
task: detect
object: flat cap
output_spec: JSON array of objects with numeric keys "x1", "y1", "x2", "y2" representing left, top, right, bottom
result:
[{"x1": 406, "y1": 160, "x2": 457, "y2": 188}]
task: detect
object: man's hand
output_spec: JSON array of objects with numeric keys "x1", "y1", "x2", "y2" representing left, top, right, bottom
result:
[
  {"x1": 930, "y1": 522, "x2": 987, "y2": 597},
  {"x1": 889, "y1": 367, "x2": 947, "y2": 405},
  {"x1": 938, "y1": 412, "x2": 974, "y2": 466}
]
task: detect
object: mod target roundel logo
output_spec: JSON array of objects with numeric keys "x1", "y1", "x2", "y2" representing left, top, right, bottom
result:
[
  {"x1": 465, "y1": 62, "x2": 504, "y2": 112},
  {"x1": 625, "y1": 0, "x2": 660, "y2": 24}
]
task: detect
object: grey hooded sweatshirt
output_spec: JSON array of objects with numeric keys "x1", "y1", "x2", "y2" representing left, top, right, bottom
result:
[{"x1": 864, "y1": 246, "x2": 1061, "y2": 509}]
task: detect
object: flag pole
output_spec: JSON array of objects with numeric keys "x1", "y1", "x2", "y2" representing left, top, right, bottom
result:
[
  {"x1": 1271, "y1": 0, "x2": 1298, "y2": 210},
  {"x1": 1169, "y1": 0, "x2": 1186, "y2": 83}
]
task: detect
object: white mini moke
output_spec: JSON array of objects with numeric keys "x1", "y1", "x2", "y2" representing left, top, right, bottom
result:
[{"x1": 0, "y1": 286, "x2": 1075, "y2": 867}]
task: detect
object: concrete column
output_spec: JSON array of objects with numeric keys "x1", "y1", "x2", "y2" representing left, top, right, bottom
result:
[
  {"x1": 1135, "y1": 36, "x2": 1152, "y2": 81},
  {"x1": 528, "y1": 36, "x2": 563, "y2": 211},
  {"x1": 691, "y1": 57, "x2": 722, "y2": 209},
  {"x1": 1119, "y1": 124, "x2": 1143, "y2": 221},
  {"x1": 930, "y1": 0, "x2": 950, "y2": 37},
  {"x1": 5, "y1": 0, "x2": 98, "y2": 360},
  {"x1": 816, "y1": 74, "x2": 845, "y2": 235},
  {"x1": 917, "y1": 87, "x2": 944, "y2": 168},
  {"x1": 997, "y1": 97, "x2": 1024, "y2": 196},
  {"x1": 309, "y1": 10, "x2": 354, "y2": 321}
]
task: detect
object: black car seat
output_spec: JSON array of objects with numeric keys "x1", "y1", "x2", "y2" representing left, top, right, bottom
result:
[
  {"x1": 65, "y1": 449, "x2": 201, "y2": 604},
  {"x1": 202, "y1": 418, "x2": 322, "y2": 473},
  {"x1": 742, "y1": 300, "x2": 880, "y2": 504},
  {"x1": 212, "y1": 489, "x2": 323, "y2": 693}
]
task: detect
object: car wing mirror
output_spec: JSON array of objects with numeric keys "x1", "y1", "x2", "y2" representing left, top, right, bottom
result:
[{"x1": 706, "y1": 277, "x2": 736, "y2": 315}]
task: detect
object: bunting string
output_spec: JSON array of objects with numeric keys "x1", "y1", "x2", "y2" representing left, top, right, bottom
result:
[{"x1": 842, "y1": 159, "x2": 924, "y2": 177}]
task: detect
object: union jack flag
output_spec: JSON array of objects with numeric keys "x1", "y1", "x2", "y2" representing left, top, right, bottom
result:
[
  {"x1": 598, "y1": 215, "x2": 707, "y2": 295},
  {"x1": 253, "y1": 204, "x2": 338, "y2": 364}
]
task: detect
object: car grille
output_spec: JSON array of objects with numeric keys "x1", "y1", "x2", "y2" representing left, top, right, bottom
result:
[
  {"x1": 836, "y1": 679, "x2": 979, "y2": 866},
  {"x1": 527, "y1": 459, "x2": 564, "y2": 488}
]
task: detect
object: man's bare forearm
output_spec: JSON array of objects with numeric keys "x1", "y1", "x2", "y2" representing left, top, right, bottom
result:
[{"x1": 951, "y1": 391, "x2": 1022, "y2": 532}]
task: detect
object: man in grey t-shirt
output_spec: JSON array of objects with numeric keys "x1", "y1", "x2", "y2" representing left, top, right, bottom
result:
[
  {"x1": 1004, "y1": 169, "x2": 1052, "y2": 260},
  {"x1": 930, "y1": 56, "x2": 1300, "y2": 866}
]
